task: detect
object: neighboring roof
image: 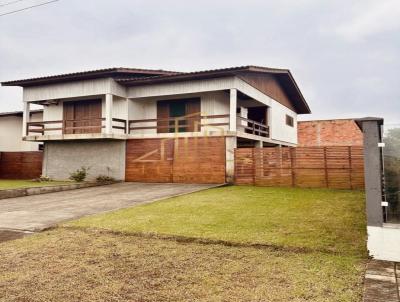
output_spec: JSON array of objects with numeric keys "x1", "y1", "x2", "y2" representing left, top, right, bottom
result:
[
  {"x1": 116, "y1": 65, "x2": 311, "y2": 114},
  {"x1": 298, "y1": 118, "x2": 358, "y2": 123},
  {"x1": 1, "y1": 67, "x2": 180, "y2": 87},
  {"x1": 0, "y1": 109, "x2": 43, "y2": 117}
]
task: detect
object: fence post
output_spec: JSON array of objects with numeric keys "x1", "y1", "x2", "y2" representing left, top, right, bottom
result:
[
  {"x1": 252, "y1": 148, "x2": 256, "y2": 185},
  {"x1": 290, "y1": 148, "x2": 296, "y2": 187},
  {"x1": 348, "y1": 146, "x2": 353, "y2": 190},
  {"x1": 323, "y1": 147, "x2": 329, "y2": 188}
]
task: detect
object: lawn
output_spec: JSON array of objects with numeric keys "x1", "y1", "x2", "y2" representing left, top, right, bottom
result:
[
  {"x1": 71, "y1": 186, "x2": 367, "y2": 256},
  {"x1": 0, "y1": 186, "x2": 367, "y2": 302},
  {"x1": 0, "y1": 180, "x2": 71, "y2": 190}
]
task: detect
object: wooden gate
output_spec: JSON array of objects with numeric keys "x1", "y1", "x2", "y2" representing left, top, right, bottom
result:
[{"x1": 125, "y1": 137, "x2": 226, "y2": 184}]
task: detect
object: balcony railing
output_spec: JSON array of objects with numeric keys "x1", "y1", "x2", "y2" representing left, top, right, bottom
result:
[
  {"x1": 236, "y1": 116, "x2": 270, "y2": 138},
  {"x1": 26, "y1": 115, "x2": 269, "y2": 138},
  {"x1": 26, "y1": 118, "x2": 127, "y2": 135},
  {"x1": 128, "y1": 114, "x2": 230, "y2": 134}
]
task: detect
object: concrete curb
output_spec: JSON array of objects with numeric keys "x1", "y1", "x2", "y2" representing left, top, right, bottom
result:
[{"x1": 0, "y1": 181, "x2": 116, "y2": 200}]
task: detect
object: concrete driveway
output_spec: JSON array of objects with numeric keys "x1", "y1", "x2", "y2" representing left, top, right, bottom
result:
[{"x1": 0, "y1": 182, "x2": 218, "y2": 232}]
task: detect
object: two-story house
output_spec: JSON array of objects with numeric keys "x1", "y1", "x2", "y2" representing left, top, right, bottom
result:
[{"x1": 1, "y1": 66, "x2": 311, "y2": 183}]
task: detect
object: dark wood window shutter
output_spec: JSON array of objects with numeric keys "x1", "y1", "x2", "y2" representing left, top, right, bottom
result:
[
  {"x1": 63, "y1": 102, "x2": 75, "y2": 134},
  {"x1": 157, "y1": 101, "x2": 169, "y2": 133},
  {"x1": 185, "y1": 98, "x2": 201, "y2": 132}
]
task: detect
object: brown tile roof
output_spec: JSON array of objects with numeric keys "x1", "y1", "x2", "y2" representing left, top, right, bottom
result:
[
  {"x1": 115, "y1": 65, "x2": 290, "y2": 84},
  {"x1": 1, "y1": 67, "x2": 180, "y2": 87},
  {"x1": 115, "y1": 65, "x2": 310, "y2": 114},
  {"x1": 1, "y1": 65, "x2": 310, "y2": 114},
  {"x1": 0, "y1": 109, "x2": 43, "y2": 117}
]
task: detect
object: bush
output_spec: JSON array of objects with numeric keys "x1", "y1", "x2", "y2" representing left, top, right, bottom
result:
[
  {"x1": 69, "y1": 167, "x2": 90, "y2": 182},
  {"x1": 96, "y1": 175, "x2": 116, "y2": 183},
  {"x1": 32, "y1": 175, "x2": 52, "y2": 182}
]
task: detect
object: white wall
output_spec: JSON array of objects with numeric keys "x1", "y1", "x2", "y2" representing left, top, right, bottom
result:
[
  {"x1": 269, "y1": 101, "x2": 298, "y2": 144},
  {"x1": 367, "y1": 226, "x2": 400, "y2": 262},
  {"x1": 0, "y1": 113, "x2": 42, "y2": 151}
]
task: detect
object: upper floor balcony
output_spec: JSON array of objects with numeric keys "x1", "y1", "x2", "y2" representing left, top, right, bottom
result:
[{"x1": 22, "y1": 89, "x2": 280, "y2": 143}]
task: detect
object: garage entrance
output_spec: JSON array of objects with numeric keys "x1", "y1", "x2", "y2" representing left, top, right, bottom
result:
[{"x1": 125, "y1": 137, "x2": 226, "y2": 184}]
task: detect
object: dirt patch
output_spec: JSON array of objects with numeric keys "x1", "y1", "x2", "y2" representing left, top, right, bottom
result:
[
  {"x1": 0, "y1": 228, "x2": 365, "y2": 302},
  {"x1": 0, "y1": 230, "x2": 31, "y2": 243}
]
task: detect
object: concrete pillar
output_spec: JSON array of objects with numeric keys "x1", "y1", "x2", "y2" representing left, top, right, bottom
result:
[
  {"x1": 229, "y1": 89, "x2": 237, "y2": 132},
  {"x1": 225, "y1": 136, "x2": 237, "y2": 183},
  {"x1": 356, "y1": 118, "x2": 384, "y2": 227},
  {"x1": 105, "y1": 94, "x2": 113, "y2": 134},
  {"x1": 22, "y1": 101, "x2": 30, "y2": 137},
  {"x1": 255, "y1": 141, "x2": 263, "y2": 148}
]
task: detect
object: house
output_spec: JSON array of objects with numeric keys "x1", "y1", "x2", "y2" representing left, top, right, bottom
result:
[
  {"x1": 1, "y1": 66, "x2": 311, "y2": 183},
  {"x1": 0, "y1": 109, "x2": 43, "y2": 151},
  {"x1": 298, "y1": 119, "x2": 363, "y2": 147}
]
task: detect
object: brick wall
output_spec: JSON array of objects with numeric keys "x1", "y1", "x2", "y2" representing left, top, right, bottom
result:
[{"x1": 298, "y1": 119, "x2": 363, "y2": 147}]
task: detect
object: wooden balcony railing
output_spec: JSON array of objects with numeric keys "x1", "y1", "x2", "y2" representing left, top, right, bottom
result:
[
  {"x1": 236, "y1": 116, "x2": 270, "y2": 138},
  {"x1": 128, "y1": 114, "x2": 230, "y2": 133},
  {"x1": 26, "y1": 118, "x2": 127, "y2": 135}
]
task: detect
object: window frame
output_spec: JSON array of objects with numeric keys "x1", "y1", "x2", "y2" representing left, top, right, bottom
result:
[{"x1": 285, "y1": 114, "x2": 294, "y2": 127}]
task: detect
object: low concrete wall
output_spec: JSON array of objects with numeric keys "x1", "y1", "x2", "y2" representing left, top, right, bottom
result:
[
  {"x1": 43, "y1": 140, "x2": 126, "y2": 181},
  {"x1": 0, "y1": 182, "x2": 115, "y2": 200},
  {"x1": 367, "y1": 226, "x2": 400, "y2": 262}
]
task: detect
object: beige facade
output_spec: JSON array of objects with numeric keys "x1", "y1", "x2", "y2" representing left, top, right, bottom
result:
[
  {"x1": 0, "y1": 111, "x2": 42, "y2": 151},
  {"x1": 22, "y1": 76, "x2": 299, "y2": 146}
]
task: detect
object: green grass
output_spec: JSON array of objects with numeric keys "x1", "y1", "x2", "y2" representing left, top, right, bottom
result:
[
  {"x1": 0, "y1": 180, "x2": 71, "y2": 190},
  {"x1": 70, "y1": 186, "x2": 367, "y2": 257},
  {"x1": 1, "y1": 186, "x2": 368, "y2": 301}
]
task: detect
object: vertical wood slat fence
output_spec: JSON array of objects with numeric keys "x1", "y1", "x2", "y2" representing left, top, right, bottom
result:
[
  {"x1": 0, "y1": 151, "x2": 43, "y2": 179},
  {"x1": 234, "y1": 146, "x2": 364, "y2": 190}
]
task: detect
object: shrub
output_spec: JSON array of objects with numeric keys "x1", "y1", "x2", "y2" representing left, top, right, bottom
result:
[
  {"x1": 32, "y1": 175, "x2": 52, "y2": 182},
  {"x1": 69, "y1": 167, "x2": 90, "y2": 182},
  {"x1": 96, "y1": 175, "x2": 116, "y2": 183}
]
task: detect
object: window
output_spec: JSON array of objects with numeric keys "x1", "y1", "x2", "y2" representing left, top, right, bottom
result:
[
  {"x1": 157, "y1": 98, "x2": 201, "y2": 133},
  {"x1": 286, "y1": 114, "x2": 294, "y2": 127}
]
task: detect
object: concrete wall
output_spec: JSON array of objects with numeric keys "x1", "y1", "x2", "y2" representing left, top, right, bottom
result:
[
  {"x1": 0, "y1": 112, "x2": 42, "y2": 151},
  {"x1": 43, "y1": 140, "x2": 126, "y2": 180}
]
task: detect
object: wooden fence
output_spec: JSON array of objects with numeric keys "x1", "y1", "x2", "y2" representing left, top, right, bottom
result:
[
  {"x1": 0, "y1": 151, "x2": 43, "y2": 179},
  {"x1": 234, "y1": 146, "x2": 364, "y2": 189}
]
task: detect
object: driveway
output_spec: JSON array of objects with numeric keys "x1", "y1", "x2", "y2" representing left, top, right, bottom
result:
[{"x1": 0, "y1": 182, "x2": 219, "y2": 232}]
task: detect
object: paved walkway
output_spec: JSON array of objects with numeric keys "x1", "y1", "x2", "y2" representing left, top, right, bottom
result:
[
  {"x1": 0, "y1": 182, "x2": 219, "y2": 233},
  {"x1": 364, "y1": 260, "x2": 400, "y2": 302}
]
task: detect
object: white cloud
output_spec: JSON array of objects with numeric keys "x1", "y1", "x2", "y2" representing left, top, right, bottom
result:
[{"x1": 335, "y1": 0, "x2": 400, "y2": 41}]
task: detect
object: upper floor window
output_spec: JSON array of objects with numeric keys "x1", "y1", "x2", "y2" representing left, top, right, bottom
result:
[
  {"x1": 157, "y1": 98, "x2": 201, "y2": 133},
  {"x1": 63, "y1": 99, "x2": 102, "y2": 134},
  {"x1": 286, "y1": 114, "x2": 294, "y2": 127}
]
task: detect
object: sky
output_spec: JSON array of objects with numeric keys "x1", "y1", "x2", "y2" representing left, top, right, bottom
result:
[{"x1": 0, "y1": 0, "x2": 399, "y2": 124}]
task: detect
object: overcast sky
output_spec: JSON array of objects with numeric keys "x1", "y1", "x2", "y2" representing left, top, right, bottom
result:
[{"x1": 0, "y1": 0, "x2": 399, "y2": 124}]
